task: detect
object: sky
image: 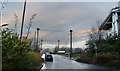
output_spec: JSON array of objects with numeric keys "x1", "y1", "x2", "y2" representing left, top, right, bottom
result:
[{"x1": 0, "y1": 1, "x2": 118, "y2": 49}]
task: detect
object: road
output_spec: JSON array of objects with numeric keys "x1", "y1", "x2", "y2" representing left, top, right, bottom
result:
[{"x1": 41, "y1": 54, "x2": 108, "y2": 69}]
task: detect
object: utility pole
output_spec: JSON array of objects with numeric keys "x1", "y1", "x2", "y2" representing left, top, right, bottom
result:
[
  {"x1": 34, "y1": 31, "x2": 36, "y2": 51},
  {"x1": 20, "y1": 0, "x2": 27, "y2": 41},
  {"x1": 58, "y1": 40, "x2": 60, "y2": 51},
  {"x1": 36, "y1": 28, "x2": 40, "y2": 52},
  {"x1": 70, "y1": 30, "x2": 73, "y2": 58},
  {"x1": 41, "y1": 39, "x2": 43, "y2": 51}
]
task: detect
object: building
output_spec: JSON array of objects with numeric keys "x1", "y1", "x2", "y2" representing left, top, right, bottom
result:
[{"x1": 99, "y1": 2, "x2": 120, "y2": 37}]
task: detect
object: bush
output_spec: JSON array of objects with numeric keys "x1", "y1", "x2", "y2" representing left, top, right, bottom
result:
[
  {"x1": 3, "y1": 52, "x2": 43, "y2": 69},
  {"x1": 2, "y1": 29, "x2": 32, "y2": 64},
  {"x1": 2, "y1": 29, "x2": 43, "y2": 70}
]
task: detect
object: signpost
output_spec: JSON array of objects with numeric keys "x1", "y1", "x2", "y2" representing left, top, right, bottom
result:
[
  {"x1": 94, "y1": 43, "x2": 97, "y2": 56},
  {"x1": 23, "y1": 37, "x2": 27, "y2": 42}
]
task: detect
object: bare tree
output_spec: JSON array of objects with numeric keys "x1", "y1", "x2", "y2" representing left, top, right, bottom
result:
[
  {"x1": 26, "y1": 14, "x2": 36, "y2": 38},
  {"x1": 14, "y1": 13, "x2": 18, "y2": 34},
  {"x1": 88, "y1": 20, "x2": 103, "y2": 41},
  {"x1": 0, "y1": 0, "x2": 8, "y2": 10}
]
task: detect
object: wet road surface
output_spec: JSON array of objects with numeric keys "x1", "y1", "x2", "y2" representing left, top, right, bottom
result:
[{"x1": 41, "y1": 54, "x2": 108, "y2": 69}]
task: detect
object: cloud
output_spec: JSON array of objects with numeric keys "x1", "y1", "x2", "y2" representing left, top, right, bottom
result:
[
  {"x1": 6, "y1": 0, "x2": 119, "y2": 2},
  {"x1": 73, "y1": 30, "x2": 91, "y2": 37},
  {"x1": 60, "y1": 20, "x2": 65, "y2": 25},
  {"x1": 22, "y1": 31, "x2": 49, "y2": 39},
  {"x1": 3, "y1": 2, "x2": 117, "y2": 47}
]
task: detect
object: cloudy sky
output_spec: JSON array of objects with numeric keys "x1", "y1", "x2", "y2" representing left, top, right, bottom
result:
[{"x1": 1, "y1": 2, "x2": 118, "y2": 48}]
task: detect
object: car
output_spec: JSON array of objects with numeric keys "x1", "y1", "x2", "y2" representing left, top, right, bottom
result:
[{"x1": 45, "y1": 54, "x2": 53, "y2": 61}]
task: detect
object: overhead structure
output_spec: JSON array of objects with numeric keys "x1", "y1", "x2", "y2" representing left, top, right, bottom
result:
[{"x1": 99, "y1": 7, "x2": 120, "y2": 36}]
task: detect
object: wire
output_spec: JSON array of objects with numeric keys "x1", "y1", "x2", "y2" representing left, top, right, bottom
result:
[
  {"x1": 64, "y1": 38, "x2": 69, "y2": 48},
  {"x1": 40, "y1": 29, "x2": 69, "y2": 32},
  {"x1": 73, "y1": 37, "x2": 79, "y2": 48}
]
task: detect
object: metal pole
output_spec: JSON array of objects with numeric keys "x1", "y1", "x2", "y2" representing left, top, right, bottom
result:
[
  {"x1": 70, "y1": 30, "x2": 73, "y2": 58},
  {"x1": 0, "y1": 10, "x2": 2, "y2": 26},
  {"x1": 37, "y1": 28, "x2": 40, "y2": 52},
  {"x1": 0, "y1": 0, "x2": 8, "y2": 26},
  {"x1": 58, "y1": 40, "x2": 60, "y2": 51},
  {"x1": 41, "y1": 39, "x2": 43, "y2": 50},
  {"x1": 94, "y1": 43, "x2": 98, "y2": 56},
  {"x1": 34, "y1": 31, "x2": 36, "y2": 51},
  {"x1": 0, "y1": 8, "x2": 2, "y2": 71},
  {"x1": 20, "y1": 0, "x2": 27, "y2": 41},
  {"x1": 95, "y1": 49, "x2": 97, "y2": 56}
]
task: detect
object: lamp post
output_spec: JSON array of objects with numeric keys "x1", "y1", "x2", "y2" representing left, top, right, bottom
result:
[
  {"x1": 58, "y1": 40, "x2": 60, "y2": 51},
  {"x1": 0, "y1": 9, "x2": 2, "y2": 26},
  {"x1": 70, "y1": 30, "x2": 73, "y2": 58},
  {"x1": 0, "y1": 0, "x2": 8, "y2": 26},
  {"x1": 0, "y1": 1, "x2": 8, "y2": 71},
  {"x1": 0, "y1": 24, "x2": 8, "y2": 28},
  {"x1": 36, "y1": 28, "x2": 40, "y2": 52},
  {"x1": 41, "y1": 39, "x2": 43, "y2": 51}
]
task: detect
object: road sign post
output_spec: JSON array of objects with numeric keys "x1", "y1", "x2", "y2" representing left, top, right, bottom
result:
[{"x1": 94, "y1": 43, "x2": 97, "y2": 56}]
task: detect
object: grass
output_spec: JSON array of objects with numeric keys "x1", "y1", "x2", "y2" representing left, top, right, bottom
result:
[
  {"x1": 2, "y1": 51, "x2": 44, "y2": 70},
  {"x1": 72, "y1": 54, "x2": 84, "y2": 59}
]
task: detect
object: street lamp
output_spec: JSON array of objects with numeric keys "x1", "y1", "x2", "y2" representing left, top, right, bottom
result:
[
  {"x1": 0, "y1": 0, "x2": 8, "y2": 26},
  {"x1": 41, "y1": 39, "x2": 43, "y2": 50},
  {"x1": 58, "y1": 40, "x2": 60, "y2": 51},
  {"x1": 70, "y1": 30, "x2": 73, "y2": 58},
  {"x1": 36, "y1": 28, "x2": 40, "y2": 52},
  {"x1": 0, "y1": 23, "x2": 8, "y2": 28},
  {"x1": 0, "y1": 1, "x2": 8, "y2": 71}
]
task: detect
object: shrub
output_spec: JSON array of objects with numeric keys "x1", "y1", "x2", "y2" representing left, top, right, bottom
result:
[
  {"x1": 2, "y1": 29, "x2": 32, "y2": 64},
  {"x1": 2, "y1": 29, "x2": 43, "y2": 70},
  {"x1": 3, "y1": 52, "x2": 43, "y2": 69}
]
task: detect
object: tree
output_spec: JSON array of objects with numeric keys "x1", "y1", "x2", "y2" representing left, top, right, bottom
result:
[{"x1": 86, "y1": 20, "x2": 103, "y2": 56}]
